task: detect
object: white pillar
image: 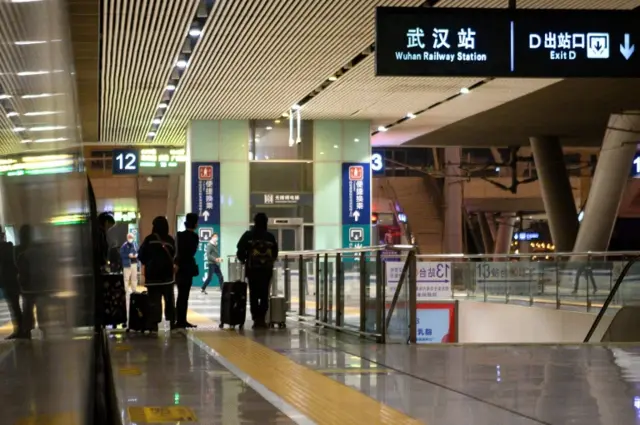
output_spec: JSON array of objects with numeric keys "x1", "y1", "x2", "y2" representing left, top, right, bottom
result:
[
  {"x1": 530, "y1": 136, "x2": 578, "y2": 252},
  {"x1": 494, "y1": 214, "x2": 516, "y2": 255},
  {"x1": 444, "y1": 147, "x2": 463, "y2": 253},
  {"x1": 573, "y1": 113, "x2": 640, "y2": 252}
]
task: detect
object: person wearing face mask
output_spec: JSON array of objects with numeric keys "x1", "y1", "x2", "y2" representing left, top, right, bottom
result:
[
  {"x1": 201, "y1": 233, "x2": 224, "y2": 295},
  {"x1": 120, "y1": 233, "x2": 139, "y2": 294}
]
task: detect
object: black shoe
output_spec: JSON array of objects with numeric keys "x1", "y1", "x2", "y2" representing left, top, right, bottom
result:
[
  {"x1": 201, "y1": 289, "x2": 207, "y2": 295},
  {"x1": 5, "y1": 332, "x2": 18, "y2": 340},
  {"x1": 185, "y1": 322, "x2": 197, "y2": 328}
]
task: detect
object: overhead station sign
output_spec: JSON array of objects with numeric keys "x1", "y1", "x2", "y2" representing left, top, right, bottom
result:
[{"x1": 376, "y1": 7, "x2": 640, "y2": 78}]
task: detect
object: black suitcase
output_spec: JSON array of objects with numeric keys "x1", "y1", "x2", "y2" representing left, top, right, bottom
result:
[
  {"x1": 219, "y1": 281, "x2": 247, "y2": 329},
  {"x1": 127, "y1": 292, "x2": 160, "y2": 333}
]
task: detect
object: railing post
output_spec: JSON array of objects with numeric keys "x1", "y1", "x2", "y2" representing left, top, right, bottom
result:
[
  {"x1": 323, "y1": 253, "x2": 329, "y2": 323},
  {"x1": 336, "y1": 253, "x2": 344, "y2": 327},
  {"x1": 298, "y1": 255, "x2": 305, "y2": 317},
  {"x1": 555, "y1": 256, "x2": 560, "y2": 310},
  {"x1": 359, "y1": 251, "x2": 366, "y2": 334},
  {"x1": 284, "y1": 255, "x2": 291, "y2": 311},
  {"x1": 315, "y1": 254, "x2": 321, "y2": 323},
  {"x1": 408, "y1": 251, "x2": 417, "y2": 344},
  {"x1": 586, "y1": 253, "x2": 592, "y2": 312},
  {"x1": 375, "y1": 250, "x2": 385, "y2": 343}
]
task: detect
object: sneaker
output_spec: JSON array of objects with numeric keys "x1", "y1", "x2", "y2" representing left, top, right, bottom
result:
[{"x1": 201, "y1": 289, "x2": 207, "y2": 295}]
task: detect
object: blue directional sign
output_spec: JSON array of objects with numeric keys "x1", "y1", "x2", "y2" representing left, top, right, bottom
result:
[
  {"x1": 191, "y1": 162, "x2": 221, "y2": 288},
  {"x1": 342, "y1": 162, "x2": 371, "y2": 249},
  {"x1": 112, "y1": 149, "x2": 139, "y2": 175},
  {"x1": 376, "y1": 8, "x2": 640, "y2": 78}
]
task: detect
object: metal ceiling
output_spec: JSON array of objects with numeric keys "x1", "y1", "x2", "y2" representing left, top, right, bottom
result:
[{"x1": 0, "y1": 0, "x2": 80, "y2": 155}]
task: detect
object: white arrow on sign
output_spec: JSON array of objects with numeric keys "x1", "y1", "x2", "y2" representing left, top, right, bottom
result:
[
  {"x1": 353, "y1": 211, "x2": 360, "y2": 222},
  {"x1": 621, "y1": 33, "x2": 635, "y2": 60},
  {"x1": 202, "y1": 211, "x2": 210, "y2": 221}
]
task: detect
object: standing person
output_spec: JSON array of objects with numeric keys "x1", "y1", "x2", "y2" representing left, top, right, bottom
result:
[
  {"x1": 236, "y1": 213, "x2": 278, "y2": 329},
  {"x1": 201, "y1": 233, "x2": 224, "y2": 295},
  {"x1": 175, "y1": 213, "x2": 199, "y2": 329},
  {"x1": 0, "y1": 226, "x2": 21, "y2": 339},
  {"x1": 120, "y1": 233, "x2": 139, "y2": 294},
  {"x1": 138, "y1": 216, "x2": 176, "y2": 330}
]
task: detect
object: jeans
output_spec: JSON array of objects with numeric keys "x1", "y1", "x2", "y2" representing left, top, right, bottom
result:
[{"x1": 202, "y1": 263, "x2": 224, "y2": 290}]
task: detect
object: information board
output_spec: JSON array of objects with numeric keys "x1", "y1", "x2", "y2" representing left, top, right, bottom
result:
[
  {"x1": 191, "y1": 162, "x2": 221, "y2": 287},
  {"x1": 475, "y1": 262, "x2": 539, "y2": 295},
  {"x1": 112, "y1": 149, "x2": 139, "y2": 175},
  {"x1": 376, "y1": 7, "x2": 640, "y2": 78},
  {"x1": 371, "y1": 150, "x2": 385, "y2": 176},
  {"x1": 386, "y1": 261, "x2": 452, "y2": 300},
  {"x1": 631, "y1": 152, "x2": 640, "y2": 178}
]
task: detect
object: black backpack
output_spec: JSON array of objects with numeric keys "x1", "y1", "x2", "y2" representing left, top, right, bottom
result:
[
  {"x1": 247, "y1": 234, "x2": 275, "y2": 271},
  {"x1": 145, "y1": 234, "x2": 175, "y2": 282}
]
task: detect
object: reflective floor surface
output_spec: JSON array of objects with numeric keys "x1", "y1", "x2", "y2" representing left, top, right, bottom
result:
[
  {"x1": 108, "y1": 332, "x2": 294, "y2": 425},
  {"x1": 0, "y1": 338, "x2": 92, "y2": 425},
  {"x1": 247, "y1": 327, "x2": 640, "y2": 425}
]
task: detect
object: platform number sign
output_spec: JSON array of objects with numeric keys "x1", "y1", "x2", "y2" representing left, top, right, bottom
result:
[
  {"x1": 112, "y1": 149, "x2": 139, "y2": 175},
  {"x1": 631, "y1": 152, "x2": 640, "y2": 178},
  {"x1": 371, "y1": 150, "x2": 385, "y2": 176}
]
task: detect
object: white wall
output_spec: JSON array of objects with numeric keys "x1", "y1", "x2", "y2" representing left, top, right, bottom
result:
[{"x1": 458, "y1": 301, "x2": 614, "y2": 343}]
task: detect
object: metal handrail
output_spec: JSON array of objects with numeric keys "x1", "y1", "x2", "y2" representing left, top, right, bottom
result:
[
  {"x1": 584, "y1": 255, "x2": 640, "y2": 342},
  {"x1": 414, "y1": 251, "x2": 640, "y2": 260}
]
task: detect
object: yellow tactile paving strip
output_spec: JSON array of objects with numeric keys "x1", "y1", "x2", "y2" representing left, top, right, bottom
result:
[{"x1": 198, "y1": 332, "x2": 423, "y2": 425}]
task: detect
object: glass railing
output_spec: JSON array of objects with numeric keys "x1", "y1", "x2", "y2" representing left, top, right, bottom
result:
[{"x1": 227, "y1": 249, "x2": 640, "y2": 344}]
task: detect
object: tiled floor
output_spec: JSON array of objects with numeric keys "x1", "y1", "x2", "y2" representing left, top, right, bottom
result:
[{"x1": 109, "y1": 332, "x2": 295, "y2": 424}]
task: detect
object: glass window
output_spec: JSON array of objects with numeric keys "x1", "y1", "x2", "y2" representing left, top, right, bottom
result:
[
  {"x1": 304, "y1": 225, "x2": 314, "y2": 250},
  {"x1": 250, "y1": 119, "x2": 313, "y2": 160}
]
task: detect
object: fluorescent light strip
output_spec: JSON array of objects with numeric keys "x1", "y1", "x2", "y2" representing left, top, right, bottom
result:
[
  {"x1": 34, "y1": 137, "x2": 67, "y2": 143},
  {"x1": 17, "y1": 70, "x2": 50, "y2": 76},
  {"x1": 30, "y1": 125, "x2": 66, "y2": 132},
  {"x1": 22, "y1": 93, "x2": 60, "y2": 99},
  {"x1": 14, "y1": 41, "x2": 47, "y2": 45},
  {"x1": 24, "y1": 111, "x2": 61, "y2": 116}
]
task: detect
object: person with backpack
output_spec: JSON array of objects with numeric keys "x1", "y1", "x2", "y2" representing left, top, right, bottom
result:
[
  {"x1": 138, "y1": 216, "x2": 176, "y2": 330},
  {"x1": 236, "y1": 213, "x2": 278, "y2": 329}
]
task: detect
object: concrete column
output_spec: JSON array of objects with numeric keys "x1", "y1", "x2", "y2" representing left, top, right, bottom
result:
[
  {"x1": 444, "y1": 147, "x2": 463, "y2": 253},
  {"x1": 477, "y1": 213, "x2": 494, "y2": 253},
  {"x1": 485, "y1": 212, "x2": 497, "y2": 240},
  {"x1": 494, "y1": 214, "x2": 516, "y2": 255},
  {"x1": 578, "y1": 153, "x2": 592, "y2": 208},
  {"x1": 573, "y1": 113, "x2": 640, "y2": 252},
  {"x1": 530, "y1": 136, "x2": 578, "y2": 252}
]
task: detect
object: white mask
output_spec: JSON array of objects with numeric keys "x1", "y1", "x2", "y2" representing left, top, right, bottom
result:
[
  {"x1": 127, "y1": 238, "x2": 134, "y2": 243},
  {"x1": 212, "y1": 238, "x2": 218, "y2": 245}
]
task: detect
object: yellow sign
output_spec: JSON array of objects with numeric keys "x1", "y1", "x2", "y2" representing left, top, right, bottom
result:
[
  {"x1": 128, "y1": 407, "x2": 197, "y2": 423},
  {"x1": 16, "y1": 412, "x2": 79, "y2": 425},
  {"x1": 119, "y1": 367, "x2": 142, "y2": 376},
  {"x1": 114, "y1": 344, "x2": 131, "y2": 352}
]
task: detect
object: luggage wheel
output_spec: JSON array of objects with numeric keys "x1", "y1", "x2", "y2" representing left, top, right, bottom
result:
[
  {"x1": 279, "y1": 323, "x2": 286, "y2": 329},
  {"x1": 218, "y1": 323, "x2": 224, "y2": 329},
  {"x1": 238, "y1": 324, "x2": 244, "y2": 330}
]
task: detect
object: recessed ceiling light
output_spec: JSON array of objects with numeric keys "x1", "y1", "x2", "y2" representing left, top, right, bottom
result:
[
  {"x1": 274, "y1": 119, "x2": 281, "y2": 124},
  {"x1": 291, "y1": 104, "x2": 301, "y2": 110},
  {"x1": 377, "y1": 126, "x2": 388, "y2": 132},
  {"x1": 0, "y1": 94, "x2": 12, "y2": 100},
  {"x1": 406, "y1": 112, "x2": 416, "y2": 119},
  {"x1": 460, "y1": 87, "x2": 470, "y2": 94},
  {"x1": 25, "y1": 111, "x2": 61, "y2": 116},
  {"x1": 333, "y1": 144, "x2": 339, "y2": 148},
  {"x1": 17, "y1": 70, "x2": 49, "y2": 76},
  {"x1": 158, "y1": 103, "x2": 168, "y2": 109},
  {"x1": 14, "y1": 40, "x2": 46, "y2": 45},
  {"x1": 282, "y1": 112, "x2": 289, "y2": 118},
  {"x1": 166, "y1": 84, "x2": 176, "y2": 91},
  {"x1": 21, "y1": 93, "x2": 56, "y2": 99},
  {"x1": 328, "y1": 76, "x2": 337, "y2": 81},
  {"x1": 20, "y1": 139, "x2": 32, "y2": 143},
  {"x1": 320, "y1": 152, "x2": 325, "y2": 155},
  {"x1": 266, "y1": 126, "x2": 273, "y2": 130},
  {"x1": 354, "y1": 138, "x2": 359, "y2": 142},
  {"x1": 35, "y1": 137, "x2": 67, "y2": 143},
  {"x1": 188, "y1": 28, "x2": 202, "y2": 37},
  {"x1": 30, "y1": 125, "x2": 66, "y2": 131},
  {"x1": 176, "y1": 60, "x2": 188, "y2": 69},
  {"x1": 6, "y1": 112, "x2": 19, "y2": 117},
  {"x1": 152, "y1": 118, "x2": 162, "y2": 125},
  {"x1": 13, "y1": 127, "x2": 26, "y2": 132},
  {"x1": 148, "y1": 132, "x2": 156, "y2": 137}
]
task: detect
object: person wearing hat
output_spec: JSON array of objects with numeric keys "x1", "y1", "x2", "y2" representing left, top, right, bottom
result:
[{"x1": 175, "y1": 213, "x2": 199, "y2": 329}]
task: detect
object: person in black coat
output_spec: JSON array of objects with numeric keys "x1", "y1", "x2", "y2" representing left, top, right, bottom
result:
[
  {"x1": 175, "y1": 213, "x2": 199, "y2": 329},
  {"x1": 0, "y1": 226, "x2": 21, "y2": 339}
]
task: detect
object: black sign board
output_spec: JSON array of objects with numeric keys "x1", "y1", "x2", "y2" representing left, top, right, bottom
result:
[
  {"x1": 112, "y1": 149, "x2": 139, "y2": 175},
  {"x1": 375, "y1": 7, "x2": 640, "y2": 78}
]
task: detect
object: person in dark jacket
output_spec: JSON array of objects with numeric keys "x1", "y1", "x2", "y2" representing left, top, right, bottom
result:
[
  {"x1": 120, "y1": 233, "x2": 139, "y2": 294},
  {"x1": 201, "y1": 232, "x2": 223, "y2": 295},
  {"x1": 175, "y1": 213, "x2": 199, "y2": 329},
  {"x1": 0, "y1": 226, "x2": 21, "y2": 339},
  {"x1": 138, "y1": 216, "x2": 176, "y2": 330},
  {"x1": 236, "y1": 213, "x2": 278, "y2": 329}
]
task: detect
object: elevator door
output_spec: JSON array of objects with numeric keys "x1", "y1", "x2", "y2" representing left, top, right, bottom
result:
[{"x1": 273, "y1": 226, "x2": 301, "y2": 252}]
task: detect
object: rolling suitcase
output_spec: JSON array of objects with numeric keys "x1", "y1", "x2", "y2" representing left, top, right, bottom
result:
[
  {"x1": 219, "y1": 280, "x2": 247, "y2": 329},
  {"x1": 267, "y1": 268, "x2": 286, "y2": 329},
  {"x1": 127, "y1": 291, "x2": 160, "y2": 333}
]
